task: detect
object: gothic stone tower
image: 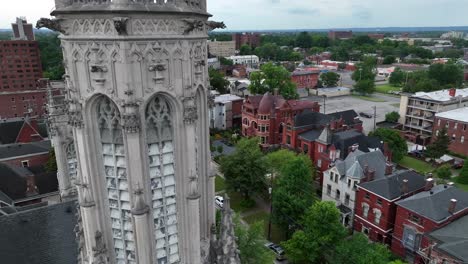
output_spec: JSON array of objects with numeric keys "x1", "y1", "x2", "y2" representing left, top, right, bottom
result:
[{"x1": 41, "y1": 0, "x2": 219, "y2": 263}]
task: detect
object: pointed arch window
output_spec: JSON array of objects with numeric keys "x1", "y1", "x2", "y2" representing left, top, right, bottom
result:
[
  {"x1": 96, "y1": 97, "x2": 135, "y2": 263},
  {"x1": 146, "y1": 96, "x2": 180, "y2": 264}
]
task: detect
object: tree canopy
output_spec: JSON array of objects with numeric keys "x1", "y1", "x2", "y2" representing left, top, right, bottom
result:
[
  {"x1": 320, "y1": 72, "x2": 341, "y2": 88},
  {"x1": 209, "y1": 68, "x2": 230, "y2": 94},
  {"x1": 331, "y1": 233, "x2": 393, "y2": 264},
  {"x1": 369, "y1": 128, "x2": 407, "y2": 162},
  {"x1": 385, "y1": 111, "x2": 400, "y2": 123},
  {"x1": 389, "y1": 68, "x2": 405, "y2": 86},
  {"x1": 219, "y1": 138, "x2": 267, "y2": 199},
  {"x1": 249, "y1": 63, "x2": 299, "y2": 99},
  {"x1": 426, "y1": 127, "x2": 450, "y2": 160},
  {"x1": 36, "y1": 33, "x2": 65, "y2": 80},
  {"x1": 295, "y1": 32, "x2": 313, "y2": 49},
  {"x1": 457, "y1": 159, "x2": 468, "y2": 185},
  {"x1": 234, "y1": 216, "x2": 274, "y2": 264}
]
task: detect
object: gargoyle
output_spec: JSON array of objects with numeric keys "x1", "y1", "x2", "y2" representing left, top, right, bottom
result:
[
  {"x1": 206, "y1": 21, "x2": 226, "y2": 31},
  {"x1": 113, "y1": 17, "x2": 129, "y2": 35},
  {"x1": 36, "y1": 18, "x2": 66, "y2": 35},
  {"x1": 182, "y1": 19, "x2": 205, "y2": 35}
]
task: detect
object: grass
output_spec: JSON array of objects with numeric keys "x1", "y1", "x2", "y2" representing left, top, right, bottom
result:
[
  {"x1": 398, "y1": 156, "x2": 434, "y2": 174},
  {"x1": 215, "y1": 176, "x2": 226, "y2": 193},
  {"x1": 455, "y1": 182, "x2": 468, "y2": 191},
  {"x1": 243, "y1": 211, "x2": 287, "y2": 244},
  {"x1": 376, "y1": 84, "x2": 402, "y2": 94},
  {"x1": 351, "y1": 94, "x2": 387, "y2": 102}
]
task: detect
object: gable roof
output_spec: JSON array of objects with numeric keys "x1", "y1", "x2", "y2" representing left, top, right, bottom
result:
[
  {"x1": 0, "y1": 141, "x2": 51, "y2": 160},
  {"x1": 0, "y1": 120, "x2": 24, "y2": 144},
  {"x1": 359, "y1": 170, "x2": 426, "y2": 200},
  {"x1": 396, "y1": 185, "x2": 468, "y2": 222},
  {"x1": 293, "y1": 110, "x2": 331, "y2": 128},
  {"x1": 0, "y1": 200, "x2": 78, "y2": 264},
  {"x1": 332, "y1": 131, "x2": 384, "y2": 159},
  {"x1": 327, "y1": 110, "x2": 361, "y2": 126},
  {"x1": 428, "y1": 215, "x2": 468, "y2": 262},
  {"x1": 298, "y1": 129, "x2": 323, "y2": 142},
  {"x1": 335, "y1": 150, "x2": 387, "y2": 180}
]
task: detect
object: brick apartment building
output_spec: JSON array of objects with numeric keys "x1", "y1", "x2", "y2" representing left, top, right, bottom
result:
[
  {"x1": 232, "y1": 33, "x2": 261, "y2": 50},
  {"x1": 207, "y1": 40, "x2": 236, "y2": 57},
  {"x1": 0, "y1": 18, "x2": 46, "y2": 119},
  {"x1": 391, "y1": 185, "x2": 468, "y2": 263},
  {"x1": 433, "y1": 107, "x2": 468, "y2": 157},
  {"x1": 328, "y1": 30, "x2": 353, "y2": 40},
  {"x1": 209, "y1": 93, "x2": 243, "y2": 130},
  {"x1": 291, "y1": 69, "x2": 320, "y2": 89},
  {"x1": 354, "y1": 171, "x2": 427, "y2": 245},
  {"x1": 241, "y1": 92, "x2": 320, "y2": 147}
]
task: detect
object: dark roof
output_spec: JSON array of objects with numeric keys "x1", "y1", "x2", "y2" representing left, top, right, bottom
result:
[
  {"x1": 0, "y1": 141, "x2": 51, "y2": 160},
  {"x1": 335, "y1": 150, "x2": 388, "y2": 180},
  {"x1": 293, "y1": 110, "x2": 331, "y2": 128},
  {"x1": 0, "y1": 200, "x2": 78, "y2": 264},
  {"x1": 298, "y1": 129, "x2": 323, "y2": 142},
  {"x1": 0, "y1": 190, "x2": 13, "y2": 205},
  {"x1": 0, "y1": 120, "x2": 24, "y2": 144},
  {"x1": 359, "y1": 170, "x2": 426, "y2": 200},
  {"x1": 327, "y1": 110, "x2": 361, "y2": 126},
  {"x1": 332, "y1": 130, "x2": 384, "y2": 159},
  {"x1": 397, "y1": 185, "x2": 468, "y2": 222},
  {"x1": 37, "y1": 122, "x2": 49, "y2": 138},
  {"x1": 428, "y1": 215, "x2": 468, "y2": 262}
]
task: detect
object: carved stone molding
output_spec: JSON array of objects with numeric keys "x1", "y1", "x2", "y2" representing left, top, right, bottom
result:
[
  {"x1": 183, "y1": 97, "x2": 198, "y2": 124},
  {"x1": 187, "y1": 174, "x2": 200, "y2": 200},
  {"x1": 92, "y1": 231, "x2": 108, "y2": 264},
  {"x1": 68, "y1": 101, "x2": 85, "y2": 129}
]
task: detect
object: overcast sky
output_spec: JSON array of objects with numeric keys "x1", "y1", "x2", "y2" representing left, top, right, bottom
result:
[{"x1": 1, "y1": 0, "x2": 467, "y2": 30}]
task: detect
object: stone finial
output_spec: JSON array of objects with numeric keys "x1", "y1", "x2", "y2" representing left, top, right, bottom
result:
[{"x1": 131, "y1": 185, "x2": 149, "y2": 216}]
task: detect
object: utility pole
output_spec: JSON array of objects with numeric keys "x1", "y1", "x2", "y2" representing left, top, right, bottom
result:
[
  {"x1": 373, "y1": 106, "x2": 377, "y2": 132},
  {"x1": 323, "y1": 95, "x2": 326, "y2": 114}
]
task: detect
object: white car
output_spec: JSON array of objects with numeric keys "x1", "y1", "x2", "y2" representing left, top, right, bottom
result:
[{"x1": 215, "y1": 196, "x2": 224, "y2": 208}]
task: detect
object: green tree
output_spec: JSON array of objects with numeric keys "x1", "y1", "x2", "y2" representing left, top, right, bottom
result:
[
  {"x1": 331, "y1": 233, "x2": 392, "y2": 264},
  {"x1": 389, "y1": 68, "x2": 405, "y2": 86},
  {"x1": 240, "y1": 44, "x2": 253, "y2": 55},
  {"x1": 383, "y1": 55, "x2": 397, "y2": 65},
  {"x1": 436, "y1": 165, "x2": 452, "y2": 180},
  {"x1": 265, "y1": 149, "x2": 298, "y2": 174},
  {"x1": 457, "y1": 159, "x2": 468, "y2": 184},
  {"x1": 338, "y1": 63, "x2": 347, "y2": 71},
  {"x1": 352, "y1": 56, "x2": 377, "y2": 85},
  {"x1": 45, "y1": 149, "x2": 58, "y2": 173},
  {"x1": 282, "y1": 202, "x2": 347, "y2": 264},
  {"x1": 354, "y1": 79, "x2": 376, "y2": 95},
  {"x1": 220, "y1": 138, "x2": 267, "y2": 199},
  {"x1": 234, "y1": 216, "x2": 275, "y2": 264},
  {"x1": 311, "y1": 35, "x2": 330, "y2": 48},
  {"x1": 426, "y1": 127, "x2": 450, "y2": 160},
  {"x1": 272, "y1": 155, "x2": 315, "y2": 233},
  {"x1": 249, "y1": 63, "x2": 299, "y2": 99},
  {"x1": 320, "y1": 72, "x2": 341, "y2": 87},
  {"x1": 369, "y1": 128, "x2": 407, "y2": 162},
  {"x1": 385, "y1": 111, "x2": 400, "y2": 123},
  {"x1": 209, "y1": 68, "x2": 229, "y2": 94},
  {"x1": 36, "y1": 33, "x2": 65, "y2": 80},
  {"x1": 296, "y1": 32, "x2": 313, "y2": 49},
  {"x1": 219, "y1": 57, "x2": 234, "y2": 66}
]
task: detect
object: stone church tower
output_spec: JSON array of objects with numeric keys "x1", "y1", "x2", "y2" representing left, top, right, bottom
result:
[{"x1": 39, "y1": 1, "x2": 226, "y2": 263}]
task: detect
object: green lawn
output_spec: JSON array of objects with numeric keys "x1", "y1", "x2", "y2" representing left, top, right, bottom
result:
[
  {"x1": 351, "y1": 94, "x2": 386, "y2": 102},
  {"x1": 215, "y1": 176, "x2": 226, "y2": 193},
  {"x1": 376, "y1": 84, "x2": 402, "y2": 94},
  {"x1": 398, "y1": 156, "x2": 434, "y2": 174},
  {"x1": 243, "y1": 211, "x2": 287, "y2": 244}
]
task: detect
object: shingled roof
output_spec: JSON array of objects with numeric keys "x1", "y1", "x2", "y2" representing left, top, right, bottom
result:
[
  {"x1": 396, "y1": 185, "x2": 468, "y2": 222},
  {"x1": 0, "y1": 200, "x2": 78, "y2": 264},
  {"x1": 0, "y1": 141, "x2": 51, "y2": 160},
  {"x1": 359, "y1": 170, "x2": 426, "y2": 200},
  {"x1": 428, "y1": 215, "x2": 468, "y2": 262}
]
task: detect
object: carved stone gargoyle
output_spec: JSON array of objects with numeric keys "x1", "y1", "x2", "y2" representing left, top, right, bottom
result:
[
  {"x1": 182, "y1": 19, "x2": 205, "y2": 34},
  {"x1": 36, "y1": 18, "x2": 66, "y2": 34},
  {"x1": 206, "y1": 21, "x2": 226, "y2": 31},
  {"x1": 113, "y1": 17, "x2": 129, "y2": 35}
]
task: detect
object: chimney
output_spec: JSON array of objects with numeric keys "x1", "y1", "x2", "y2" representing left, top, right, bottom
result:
[
  {"x1": 425, "y1": 178, "x2": 434, "y2": 191},
  {"x1": 25, "y1": 175, "x2": 39, "y2": 197},
  {"x1": 448, "y1": 199, "x2": 457, "y2": 214},
  {"x1": 449, "y1": 88, "x2": 456, "y2": 97},
  {"x1": 401, "y1": 179, "x2": 409, "y2": 194},
  {"x1": 366, "y1": 168, "x2": 376, "y2": 182},
  {"x1": 385, "y1": 162, "x2": 393, "y2": 175}
]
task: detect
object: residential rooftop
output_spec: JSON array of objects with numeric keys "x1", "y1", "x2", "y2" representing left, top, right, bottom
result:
[
  {"x1": 214, "y1": 94, "x2": 243, "y2": 104},
  {"x1": 428, "y1": 215, "x2": 468, "y2": 263},
  {"x1": 412, "y1": 88, "x2": 468, "y2": 102},
  {"x1": 435, "y1": 107, "x2": 468, "y2": 123}
]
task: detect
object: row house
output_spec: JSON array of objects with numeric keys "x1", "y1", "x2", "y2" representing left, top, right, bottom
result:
[
  {"x1": 354, "y1": 171, "x2": 427, "y2": 245},
  {"x1": 392, "y1": 185, "x2": 468, "y2": 263},
  {"x1": 242, "y1": 92, "x2": 320, "y2": 147},
  {"x1": 291, "y1": 69, "x2": 320, "y2": 89},
  {"x1": 433, "y1": 107, "x2": 468, "y2": 157},
  {"x1": 321, "y1": 149, "x2": 390, "y2": 228},
  {"x1": 421, "y1": 215, "x2": 468, "y2": 264}
]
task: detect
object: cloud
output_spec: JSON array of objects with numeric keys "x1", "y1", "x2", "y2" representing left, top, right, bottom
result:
[{"x1": 287, "y1": 8, "x2": 319, "y2": 16}]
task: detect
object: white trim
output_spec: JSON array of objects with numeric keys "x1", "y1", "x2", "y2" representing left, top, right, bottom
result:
[
  {"x1": 355, "y1": 214, "x2": 393, "y2": 233},
  {"x1": 0, "y1": 151, "x2": 49, "y2": 162}
]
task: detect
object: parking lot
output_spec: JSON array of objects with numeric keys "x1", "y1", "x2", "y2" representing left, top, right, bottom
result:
[{"x1": 307, "y1": 94, "x2": 401, "y2": 134}]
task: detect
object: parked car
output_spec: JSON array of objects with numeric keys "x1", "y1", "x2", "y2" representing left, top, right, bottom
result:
[
  {"x1": 359, "y1": 112, "x2": 373, "y2": 118},
  {"x1": 264, "y1": 242, "x2": 286, "y2": 261},
  {"x1": 215, "y1": 196, "x2": 224, "y2": 208}
]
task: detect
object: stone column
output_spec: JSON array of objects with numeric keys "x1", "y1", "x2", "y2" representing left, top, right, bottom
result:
[
  {"x1": 132, "y1": 188, "x2": 152, "y2": 264},
  {"x1": 184, "y1": 100, "x2": 202, "y2": 263},
  {"x1": 50, "y1": 133, "x2": 73, "y2": 198},
  {"x1": 80, "y1": 184, "x2": 98, "y2": 263}
]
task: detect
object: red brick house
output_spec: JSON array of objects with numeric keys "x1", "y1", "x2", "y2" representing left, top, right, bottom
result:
[
  {"x1": 433, "y1": 107, "x2": 468, "y2": 157},
  {"x1": 0, "y1": 118, "x2": 45, "y2": 145},
  {"x1": 291, "y1": 69, "x2": 320, "y2": 89},
  {"x1": 353, "y1": 171, "x2": 427, "y2": 245},
  {"x1": 0, "y1": 141, "x2": 51, "y2": 168},
  {"x1": 419, "y1": 215, "x2": 468, "y2": 264},
  {"x1": 391, "y1": 185, "x2": 468, "y2": 263},
  {"x1": 232, "y1": 33, "x2": 261, "y2": 50},
  {"x1": 241, "y1": 92, "x2": 320, "y2": 147}
]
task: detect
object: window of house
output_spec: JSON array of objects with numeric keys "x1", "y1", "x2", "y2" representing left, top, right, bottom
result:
[
  {"x1": 21, "y1": 160, "x2": 29, "y2": 167},
  {"x1": 11, "y1": 97, "x2": 15, "y2": 102},
  {"x1": 334, "y1": 173, "x2": 338, "y2": 183},
  {"x1": 446, "y1": 122, "x2": 450, "y2": 128},
  {"x1": 438, "y1": 120, "x2": 441, "y2": 126},
  {"x1": 336, "y1": 190, "x2": 341, "y2": 200},
  {"x1": 409, "y1": 214, "x2": 421, "y2": 224},
  {"x1": 317, "y1": 159, "x2": 322, "y2": 168},
  {"x1": 286, "y1": 135, "x2": 291, "y2": 145},
  {"x1": 348, "y1": 179, "x2": 351, "y2": 188},
  {"x1": 436, "y1": 130, "x2": 439, "y2": 136},
  {"x1": 377, "y1": 198, "x2": 383, "y2": 206},
  {"x1": 455, "y1": 123, "x2": 458, "y2": 129},
  {"x1": 373, "y1": 209, "x2": 382, "y2": 225},
  {"x1": 362, "y1": 226, "x2": 370, "y2": 237},
  {"x1": 462, "y1": 136, "x2": 465, "y2": 143},
  {"x1": 362, "y1": 203, "x2": 370, "y2": 218},
  {"x1": 452, "y1": 134, "x2": 456, "y2": 141},
  {"x1": 365, "y1": 192, "x2": 370, "y2": 200},
  {"x1": 330, "y1": 172, "x2": 334, "y2": 181},
  {"x1": 464, "y1": 124, "x2": 467, "y2": 131},
  {"x1": 303, "y1": 144, "x2": 309, "y2": 154},
  {"x1": 345, "y1": 194, "x2": 350, "y2": 206},
  {"x1": 327, "y1": 185, "x2": 332, "y2": 196}
]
